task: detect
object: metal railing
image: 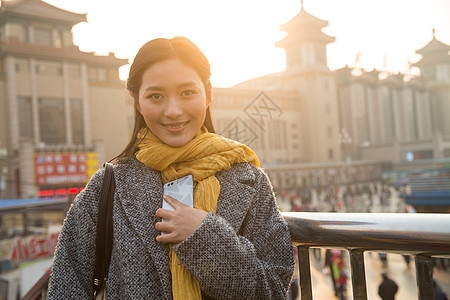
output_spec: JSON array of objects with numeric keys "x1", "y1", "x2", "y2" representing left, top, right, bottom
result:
[
  {"x1": 22, "y1": 212, "x2": 450, "y2": 299},
  {"x1": 281, "y1": 212, "x2": 450, "y2": 300}
]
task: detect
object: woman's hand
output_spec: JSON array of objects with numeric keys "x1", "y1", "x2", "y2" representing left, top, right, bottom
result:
[{"x1": 155, "y1": 195, "x2": 208, "y2": 244}]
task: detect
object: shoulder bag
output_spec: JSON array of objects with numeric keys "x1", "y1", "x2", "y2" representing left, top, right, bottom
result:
[{"x1": 92, "y1": 163, "x2": 115, "y2": 300}]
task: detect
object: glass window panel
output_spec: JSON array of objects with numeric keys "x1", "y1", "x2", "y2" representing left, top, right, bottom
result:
[
  {"x1": 18, "y1": 97, "x2": 33, "y2": 138},
  {"x1": 34, "y1": 27, "x2": 51, "y2": 46},
  {"x1": 36, "y1": 60, "x2": 61, "y2": 76},
  {"x1": 68, "y1": 63, "x2": 80, "y2": 78},
  {"x1": 15, "y1": 58, "x2": 29, "y2": 73},
  {"x1": 71, "y1": 99, "x2": 84, "y2": 144},
  {"x1": 97, "y1": 68, "x2": 107, "y2": 81},
  {"x1": 39, "y1": 98, "x2": 66, "y2": 144}
]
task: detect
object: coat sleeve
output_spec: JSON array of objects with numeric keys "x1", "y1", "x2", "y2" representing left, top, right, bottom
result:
[
  {"x1": 173, "y1": 168, "x2": 295, "y2": 300},
  {"x1": 47, "y1": 169, "x2": 104, "y2": 299}
]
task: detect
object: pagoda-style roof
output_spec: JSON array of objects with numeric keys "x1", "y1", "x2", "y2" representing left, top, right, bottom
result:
[
  {"x1": 413, "y1": 30, "x2": 450, "y2": 67},
  {"x1": 0, "y1": 0, "x2": 87, "y2": 26},
  {"x1": 416, "y1": 30, "x2": 450, "y2": 55},
  {"x1": 275, "y1": 6, "x2": 335, "y2": 48},
  {"x1": 279, "y1": 7, "x2": 329, "y2": 31}
]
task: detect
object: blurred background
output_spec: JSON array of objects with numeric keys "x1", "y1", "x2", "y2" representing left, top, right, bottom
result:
[{"x1": 0, "y1": 0, "x2": 449, "y2": 298}]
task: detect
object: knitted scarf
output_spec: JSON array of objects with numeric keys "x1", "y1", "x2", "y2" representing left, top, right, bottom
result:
[{"x1": 135, "y1": 126, "x2": 259, "y2": 300}]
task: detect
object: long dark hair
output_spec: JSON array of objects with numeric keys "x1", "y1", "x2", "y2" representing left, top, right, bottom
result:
[{"x1": 114, "y1": 37, "x2": 216, "y2": 163}]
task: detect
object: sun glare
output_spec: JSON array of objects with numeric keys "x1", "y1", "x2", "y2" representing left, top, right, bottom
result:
[{"x1": 45, "y1": 0, "x2": 450, "y2": 86}]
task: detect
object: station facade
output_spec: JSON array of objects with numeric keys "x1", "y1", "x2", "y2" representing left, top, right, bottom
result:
[{"x1": 0, "y1": 0, "x2": 449, "y2": 199}]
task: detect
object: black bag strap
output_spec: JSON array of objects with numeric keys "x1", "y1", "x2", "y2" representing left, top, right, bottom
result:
[{"x1": 93, "y1": 162, "x2": 115, "y2": 297}]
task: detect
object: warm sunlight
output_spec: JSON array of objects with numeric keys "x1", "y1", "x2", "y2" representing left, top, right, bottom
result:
[{"x1": 44, "y1": 0, "x2": 450, "y2": 87}]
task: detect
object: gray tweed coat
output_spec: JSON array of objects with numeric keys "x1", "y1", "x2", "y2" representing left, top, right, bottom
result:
[{"x1": 48, "y1": 156, "x2": 294, "y2": 299}]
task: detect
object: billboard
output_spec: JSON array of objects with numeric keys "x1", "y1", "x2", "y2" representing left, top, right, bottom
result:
[{"x1": 34, "y1": 152, "x2": 98, "y2": 185}]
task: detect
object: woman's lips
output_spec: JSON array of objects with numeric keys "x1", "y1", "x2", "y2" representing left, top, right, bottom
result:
[{"x1": 163, "y1": 121, "x2": 188, "y2": 132}]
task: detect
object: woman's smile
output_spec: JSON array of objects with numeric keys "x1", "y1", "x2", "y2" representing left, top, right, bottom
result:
[{"x1": 163, "y1": 121, "x2": 189, "y2": 131}]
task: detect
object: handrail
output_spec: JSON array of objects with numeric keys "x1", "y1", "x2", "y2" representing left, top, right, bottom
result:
[
  {"x1": 22, "y1": 212, "x2": 450, "y2": 299},
  {"x1": 281, "y1": 212, "x2": 450, "y2": 300}
]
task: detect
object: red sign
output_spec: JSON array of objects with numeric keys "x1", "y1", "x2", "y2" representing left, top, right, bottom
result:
[
  {"x1": 34, "y1": 153, "x2": 98, "y2": 185},
  {"x1": 10, "y1": 232, "x2": 60, "y2": 262}
]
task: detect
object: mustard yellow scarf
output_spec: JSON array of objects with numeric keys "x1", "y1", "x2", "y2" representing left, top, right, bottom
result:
[{"x1": 135, "y1": 126, "x2": 259, "y2": 300}]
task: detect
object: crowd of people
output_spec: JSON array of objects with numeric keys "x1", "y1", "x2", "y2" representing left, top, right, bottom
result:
[
  {"x1": 280, "y1": 181, "x2": 449, "y2": 299},
  {"x1": 276, "y1": 181, "x2": 406, "y2": 214}
]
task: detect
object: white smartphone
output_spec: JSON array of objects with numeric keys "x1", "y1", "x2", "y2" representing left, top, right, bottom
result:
[{"x1": 162, "y1": 174, "x2": 194, "y2": 223}]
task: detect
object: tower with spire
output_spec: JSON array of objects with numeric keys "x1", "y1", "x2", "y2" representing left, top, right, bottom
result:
[
  {"x1": 275, "y1": 0, "x2": 335, "y2": 74},
  {"x1": 274, "y1": 1, "x2": 341, "y2": 162},
  {"x1": 413, "y1": 29, "x2": 450, "y2": 138}
]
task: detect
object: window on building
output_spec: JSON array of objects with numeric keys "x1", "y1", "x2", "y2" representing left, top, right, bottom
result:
[
  {"x1": 18, "y1": 97, "x2": 33, "y2": 138},
  {"x1": 88, "y1": 67, "x2": 97, "y2": 80},
  {"x1": 21, "y1": 25, "x2": 28, "y2": 43},
  {"x1": 301, "y1": 44, "x2": 315, "y2": 66},
  {"x1": 108, "y1": 68, "x2": 119, "y2": 81},
  {"x1": 15, "y1": 58, "x2": 29, "y2": 73},
  {"x1": 436, "y1": 64, "x2": 449, "y2": 81},
  {"x1": 71, "y1": 99, "x2": 84, "y2": 145},
  {"x1": 268, "y1": 120, "x2": 286, "y2": 150},
  {"x1": 328, "y1": 149, "x2": 334, "y2": 160},
  {"x1": 327, "y1": 126, "x2": 332, "y2": 137},
  {"x1": 68, "y1": 63, "x2": 80, "y2": 78},
  {"x1": 54, "y1": 30, "x2": 62, "y2": 48},
  {"x1": 34, "y1": 27, "x2": 52, "y2": 46},
  {"x1": 36, "y1": 60, "x2": 62, "y2": 76},
  {"x1": 39, "y1": 98, "x2": 66, "y2": 144},
  {"x1": 97, "y1": 68, "x2": 107, "y2": 81}
]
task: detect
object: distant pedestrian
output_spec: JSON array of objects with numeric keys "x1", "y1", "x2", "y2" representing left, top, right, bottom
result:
[
  {"x1": 403, "y1": 255, "x2": 411, "y2": 269},
  {"x1": 331, "y1": 250, "x2": 347, "y2": 300},
  {"x1": 434, "y1": 280, "x2": 448, "y2": 300},
  {"x1": 379, "y1": 253, "x2": 388, "y2": 268},
  {"x1": 378, "y1": 272, "x2": 398, "y2": 300},
  {"x1": 324, "y1": 249, "x2": 338, "y2": 296}
]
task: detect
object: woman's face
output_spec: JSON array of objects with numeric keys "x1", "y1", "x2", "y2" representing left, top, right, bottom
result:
[{"x1": 137, "y1": 58, "x2": 210, "y2": 147}]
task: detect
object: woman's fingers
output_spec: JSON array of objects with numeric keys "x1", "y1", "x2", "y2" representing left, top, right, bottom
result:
[
  {"x1": 163, "y1": 194, "x2": 187, "y2": 209},
  {"x1": 155, "y1": 231, "x2": 174, "y2": 244},
  {"x1": 155, "y1": 208, "x2": 173, "y2": 219},
  {"x1": 155, "y1": 220, "x2": 171, "y2": 232}
]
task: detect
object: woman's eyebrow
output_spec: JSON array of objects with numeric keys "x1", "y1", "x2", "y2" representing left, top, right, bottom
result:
[
  {"x1": 143, "y1": 81, "x2": 200, "y2": 92},
  {"x1": 177, "y1": 81, "x2": 201, "y2": 88},
  {"x1": 143, "y1": 85, "x2": 165, "y2": 92}
]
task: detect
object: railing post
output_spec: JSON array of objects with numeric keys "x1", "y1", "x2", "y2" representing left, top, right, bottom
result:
[
  {"x1": 349, "y1": 250, "x2": 367, "y2": 300},
  {"x1": 297, "y1": 246, "x2": 313, "y2": 300},
  {"x1": 415, "y1": 254, "x2": 434, "y2": 300}
]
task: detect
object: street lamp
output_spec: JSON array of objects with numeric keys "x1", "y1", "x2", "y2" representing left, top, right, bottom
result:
[{"x1": 338, "y1": 128, "x2": 352, "y2": 164}]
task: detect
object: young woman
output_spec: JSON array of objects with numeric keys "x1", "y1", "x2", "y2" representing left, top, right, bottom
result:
[{"x1": 48, "y1": 37, "x2": 294, "y2": 299}]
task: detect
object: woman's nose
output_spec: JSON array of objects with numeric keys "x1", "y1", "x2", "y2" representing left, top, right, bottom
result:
[{"x1": 164, "y1": 98, "x2": 183, "y2": 118}]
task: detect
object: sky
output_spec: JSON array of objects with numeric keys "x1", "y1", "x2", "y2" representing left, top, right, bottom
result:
[{"x1": 45, "y1": 0, "x2": 450, "y2": 88}]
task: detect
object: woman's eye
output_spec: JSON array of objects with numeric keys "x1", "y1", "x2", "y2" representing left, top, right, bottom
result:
[
  {"x1": 181, "y1": 90, "x2": 195, "y2": 97},
  {"x1": 149, "y1": 93, "x2": 163, "y2": 100}
]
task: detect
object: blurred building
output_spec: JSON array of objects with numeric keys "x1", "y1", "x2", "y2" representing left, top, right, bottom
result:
[
  {"x1": 213, "y1": 7, "x2": 343, "y2": 165},
  {"x1": 0, "y1": 0, "x2": 131, "y2": 199},
  {"x1": 210, "y1": 4, "x2": 450, "y2": 191},
  {"x1": 335, "y1": 30, "x2": 450, "y2": 164},
  {"x1": 212, "y1": 5, "x2": 450, "y2": 166},
  {"x1": 1, "y1": 1, "x2": 450, "y2": 199}
]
